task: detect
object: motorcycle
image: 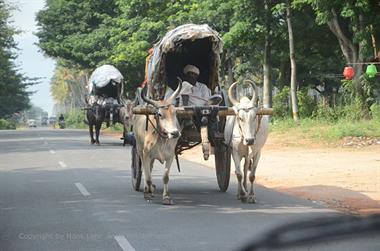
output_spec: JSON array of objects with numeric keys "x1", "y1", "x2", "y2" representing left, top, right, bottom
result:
[{"x1": 58, "y1": 119, "x2": 65, "y2": 129}]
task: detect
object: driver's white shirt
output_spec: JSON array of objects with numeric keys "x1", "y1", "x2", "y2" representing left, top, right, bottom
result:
[{"x1": 165, "y1": 81, "x2": 211, "y2": 106}]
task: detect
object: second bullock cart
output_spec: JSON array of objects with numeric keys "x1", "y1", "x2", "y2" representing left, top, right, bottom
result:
[{"x1": 131, "y1": 24, "x2": 272, "y2": 192}]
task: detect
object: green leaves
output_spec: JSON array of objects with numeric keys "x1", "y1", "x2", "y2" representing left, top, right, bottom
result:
[{"x1": 0, "y1": 1, "x2": 33, "y2": 118}]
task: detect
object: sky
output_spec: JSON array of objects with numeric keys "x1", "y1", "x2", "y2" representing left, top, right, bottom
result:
[{"x1": 7, "y1": 0, "x2": 56, "y2": 116}]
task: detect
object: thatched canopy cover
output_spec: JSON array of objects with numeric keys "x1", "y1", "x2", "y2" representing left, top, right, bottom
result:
[{"x1": 146, "y1": 24, "x2": 223, "y2": 100}]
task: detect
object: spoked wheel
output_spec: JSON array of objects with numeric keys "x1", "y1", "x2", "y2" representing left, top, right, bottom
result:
[
  {"x1": 214, "y1": 140, "x2": 231, "y2": 192},
  {"x1": 131, "y1": 145, "x2": 142, "y2": 191}
]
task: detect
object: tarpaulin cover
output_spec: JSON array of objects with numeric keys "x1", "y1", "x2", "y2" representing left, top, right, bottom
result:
[
  {"x1": 146, "y1": 24, "x2": 223, "y2": 99},
  {"x1": 88, "y1": 64, "x2": 123, "y2": 95}
]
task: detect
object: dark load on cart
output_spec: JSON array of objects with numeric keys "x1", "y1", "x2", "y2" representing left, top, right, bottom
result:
[{"x1": 131, "y1": 24, "x2": 272, "y2": 192}]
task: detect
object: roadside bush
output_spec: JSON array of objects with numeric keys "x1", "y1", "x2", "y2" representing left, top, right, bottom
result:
[
  {"x1": 273, "y1": 87, "x2": 317, "y2": 119},
  {"x1": 371, "y1": 103, "x2": 380, "y2": 121},
  {"x1": 273, "y1": 86, "x2": 290, "y2": 118},
  {"x1": 297, "y1": 88, "x2": 317, "y2": 118},
  {"x1": 0, "y1": 119, "x2": 16, "y2": 129},
  {"x1": 64, "y1": 110, "x2": 86, "y2": 128}
]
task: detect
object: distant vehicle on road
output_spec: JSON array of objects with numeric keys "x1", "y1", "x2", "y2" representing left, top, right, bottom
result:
[
  {"x1": 41, "y1": 117, "x2": 48, "y2": 126},
  {"x1": 48, "y1": 116, "x2": 56, "y2": 126},
  {"x1": 27, "y1": 119, "x2": 37, "y2": 128}
]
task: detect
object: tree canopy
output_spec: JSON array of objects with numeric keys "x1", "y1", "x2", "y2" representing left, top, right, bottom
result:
[
  {"x1": 0, "y1": 0, "x2": 33, "y2": 118},
  {"x1": 36, "y1": 0, "x2": 380, "y2": 118}
]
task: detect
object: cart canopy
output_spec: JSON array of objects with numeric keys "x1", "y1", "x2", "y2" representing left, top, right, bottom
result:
[
  {"x1": 88, "y1": 64, "x2": 124, "y2": 99},
  {"x1": 147, "y1": 24, "x2": 223, "y2": 99}
]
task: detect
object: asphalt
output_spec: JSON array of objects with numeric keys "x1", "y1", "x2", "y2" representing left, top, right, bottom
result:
[{"x1": 0, "y1": 128, "x2": 378, "y2": 251}]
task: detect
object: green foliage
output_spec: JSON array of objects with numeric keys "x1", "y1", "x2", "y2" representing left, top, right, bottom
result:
[
  {"x1": 35, "y1": 0, "x2": 380, "y2": 119},
  {"x1": 370, "y1": 103, "x2": 380, "y2": 121},
  {"x1": 273, "y1": 87, "x2": 317, "y2": 119},
  {"x1": 313, "y1": 97, "x2": 364, "y2": 122},
  {"x1": 297, "y1": 88, "x2": 317, "y2": 118},
  {"x1": 273, "y1": 86, "x2": 291, "y2": 118},
  {"x1": 0, "y1": 1, "x2": 34, "y2": 118},
  {"x1": 272, "y1": 117, "x2": 380, "y2": 142},
  {"x1": 312, "y1": 102, "x2": 341, "y2": 122},
  {"x1": 50, "y1": 62, "x2": 87, "y2": 112},
  {"x1": 0, "y1": 118, "x2": 16, "y2": 129},
  {"x1": 64, "y1": 110, "x2": 86, "y2": 129}
]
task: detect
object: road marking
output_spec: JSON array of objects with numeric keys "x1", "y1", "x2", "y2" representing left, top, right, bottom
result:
[
  {"x1": 114, "y1": 235, "x2": 135, "y2": 251},
  {"x1": 74, "y1": 183, "x2": 91, "y2": 197},
  {"x1": 58, "y1": 161, "x2": 67, "y2": 168},
  {"x1": 49, "y1": 150, "x2": 56, "y2": 154},
  {"x1": 40, "y1": 137, "x2": 44, "y2": 140}
]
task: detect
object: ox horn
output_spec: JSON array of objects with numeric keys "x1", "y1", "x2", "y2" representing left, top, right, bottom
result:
[
  {"x1": 166, "y1": 77, "x2": 183, "y2": 104},
  {"x1": 227, "y1": 81, "x2": 239, "y2": 106},
  {"x1": 141, "y1": 86, "x2": 160, "y2": 108},
  {"x1": 244, "y1": 79, "x2": 258, "y2": 106}
]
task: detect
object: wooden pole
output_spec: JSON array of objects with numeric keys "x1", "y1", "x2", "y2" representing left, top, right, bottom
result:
[{"x1": 132, "y1": 106, "x2": 273, "y2": 118}]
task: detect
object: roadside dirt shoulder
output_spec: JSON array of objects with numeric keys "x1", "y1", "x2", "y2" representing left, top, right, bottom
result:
[{"x1": 180, "y1": 137, "x2": 380, "y2": 215}]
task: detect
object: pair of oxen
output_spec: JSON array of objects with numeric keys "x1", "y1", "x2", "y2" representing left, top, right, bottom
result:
[{"x1": 132, "y1": 80, "x2": 269, "y2": 205}]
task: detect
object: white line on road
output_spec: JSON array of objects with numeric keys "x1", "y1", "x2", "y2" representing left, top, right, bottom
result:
[
  {"x1": 74, "y1": 183, "x2": 91, "y2": 197},
  {"x1": 114, "y1": 235, "x2": 136, "y2": 251},
  {"x1": 39, "y1": 137, "x2": 44, "y2": 140},
  {"x1": 49, "y1": 150, "x2": 56, "y2": 154},
  {"x1": 58, "y1": 161, "x2": 67, "y2": 168}
]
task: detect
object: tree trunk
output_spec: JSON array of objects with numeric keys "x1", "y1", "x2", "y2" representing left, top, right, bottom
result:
[
  {"x1": 327, "y1": 8, "x2": 364, "y2": 96},
  {"x1": 286, "y1": 0, "x2": 299, "y2": 121},
  {"x1": 227, "y1": 49, "x2": 234, "y2": 87},
  {"x1": 263, "y1": 0, "x2": 272, "y2": 108}
]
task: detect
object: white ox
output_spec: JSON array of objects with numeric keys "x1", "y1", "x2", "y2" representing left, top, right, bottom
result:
[
  {"x1": 132, "y1": 81, "x2": 182, "y2": 205},
  {"x1": 224, "y1": 81, "x2": 269, "y2": 203}
]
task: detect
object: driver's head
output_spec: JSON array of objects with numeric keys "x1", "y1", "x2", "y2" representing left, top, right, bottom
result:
[{"x1": 183, "y1": 65, "x2": 200, "y2": 85}]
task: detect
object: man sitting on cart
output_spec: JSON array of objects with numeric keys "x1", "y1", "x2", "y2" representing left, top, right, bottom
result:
[{"x1": 165, "y1": 64, "x2": 211, "y2": 106}]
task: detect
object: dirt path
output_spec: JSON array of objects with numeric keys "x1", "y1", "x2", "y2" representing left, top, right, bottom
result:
[{"x1": 180, "y1": 136, "x2": 380, "y2": 215}]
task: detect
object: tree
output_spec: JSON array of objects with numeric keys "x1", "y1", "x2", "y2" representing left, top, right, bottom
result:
[
  {"x1": 286, "y1": 0, "x2": 299, "y2": 120},
  {"x1": 50, "y1": 61, "x2": 87, "y2": 113},
  {"x1": 0, "y1": 1, "x2": 34, "y2": 118},
  {"x1": 294, "y1": 0, "x2": 380, "y2": 113}
]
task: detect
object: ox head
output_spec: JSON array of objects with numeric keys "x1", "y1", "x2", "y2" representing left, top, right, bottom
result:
[
  {"x1": 228, "y1": 80, "x2": 259, "y2": 146},
  {"x1": 141, "y1": 78, "x2": 182, "y2": 139}
]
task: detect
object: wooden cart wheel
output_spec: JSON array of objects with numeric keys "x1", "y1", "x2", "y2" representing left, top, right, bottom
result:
[
  {"x1": 214, "y1": 140, "x2": 231, "y2": 192},
  {"x1": 131, "y1": 145, "x2": 142, "y2": 191}
]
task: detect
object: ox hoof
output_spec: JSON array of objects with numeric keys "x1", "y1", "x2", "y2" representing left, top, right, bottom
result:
[
  {"x1": 248, "y1": 195, "x2": 256, "y2": 204},
  {"x1": 162, "y1": 197, "x2": 174, "y2": 205},
  {"x1": 144, "y1": 192, "x2": 153, "y2": 201},
  {"x1": 237, "y1": 193, "x2": 248, "y2": 202}
]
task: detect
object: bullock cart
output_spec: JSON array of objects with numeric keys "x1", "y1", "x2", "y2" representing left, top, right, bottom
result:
[
  {"x1": 131, "y1": 24, "x2": 272, "y2": 192},
  {"x1": 83, "y1": 65, "x2": 126, "y2": 144}
]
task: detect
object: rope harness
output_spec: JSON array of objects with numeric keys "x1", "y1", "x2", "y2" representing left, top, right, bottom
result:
[
  {"x1": 144, "y1": 104, "x2": 172, "y2": 139},
  {"x1": 228, "y1": 106, "x2": 263, "y2": 146}
]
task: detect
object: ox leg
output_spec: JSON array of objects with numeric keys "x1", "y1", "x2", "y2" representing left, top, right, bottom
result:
[
  {"x1": 243, "y1": 157, "x2": 249, "y2": 192},
  {"x1": 248, "y1": 151, "x2": 261, "y2": 203},
  {"x1": 95, "y1": 122, "x2": 101, "y2": 145},
  {"x1": 149, "y1": 159, "x2": 156, "y2": 194},
  {"x1": 232, "y1": 151, "x2": 248, "y2": 202},
  {"x1": 89, "y1": 124, "x2": 96, "y2": 144},
  {"x1": 162, "y1": 157, "x2": 174, "y2": 205},
  {"x1": 142, "y1": 156, "x2": 155, "y2": 201}
]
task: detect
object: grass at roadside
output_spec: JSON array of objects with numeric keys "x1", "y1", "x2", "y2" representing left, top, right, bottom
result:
[{"x1": 270, "y1": 118, "x2": 380, "y2": 144}]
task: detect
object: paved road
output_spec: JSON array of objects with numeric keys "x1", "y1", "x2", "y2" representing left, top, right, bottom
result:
[{"x1": 0, "y1": 129, "x2": 378, "y2": 251}]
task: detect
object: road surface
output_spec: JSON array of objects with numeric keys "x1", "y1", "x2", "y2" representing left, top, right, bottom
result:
[{"x1": 0, "y1": 129, "x2": 378, "y2": 251}]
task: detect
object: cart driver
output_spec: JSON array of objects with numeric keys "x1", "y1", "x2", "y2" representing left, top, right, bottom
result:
[{"x1": 165, "y1": 64, "x2": 212, "y2": 106}]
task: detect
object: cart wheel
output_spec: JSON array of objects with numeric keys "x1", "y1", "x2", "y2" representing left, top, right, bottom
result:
[
  {"x1": 131, "y1": 146, "x2": 142, "y2": 191},
  {"x1": 214, "y1": 141, "x2": 231, "y2": 192}
]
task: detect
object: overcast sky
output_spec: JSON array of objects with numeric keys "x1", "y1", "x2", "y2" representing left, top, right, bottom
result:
[{"x1": 7, "y1": 0, "x2": 56, "y2": 115}]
